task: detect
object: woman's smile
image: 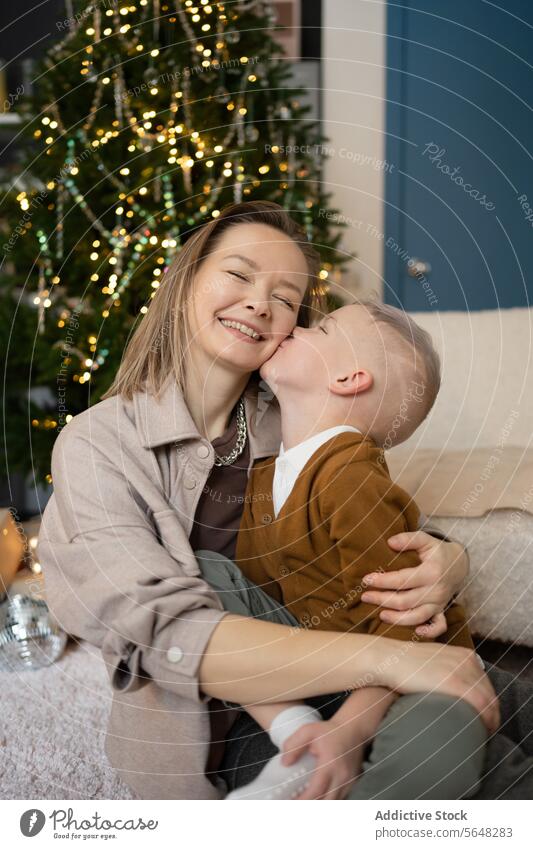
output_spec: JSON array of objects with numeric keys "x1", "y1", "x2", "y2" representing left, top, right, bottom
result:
[{"x1": 217, "y1": 316, "x2": 267, "y2": 344}]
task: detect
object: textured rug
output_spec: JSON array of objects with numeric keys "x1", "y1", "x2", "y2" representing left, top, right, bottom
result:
[
  {"x1": 0, "y1": 639, "x2": 134, "y2": 800},
  {"x1": 1, "y1": 587, "x2": 531, "y2": 800}
]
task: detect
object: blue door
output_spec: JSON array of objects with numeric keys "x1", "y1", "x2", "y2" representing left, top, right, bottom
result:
[{"x1": 384, "y1": 0, "x2": 533, "y2": 311}]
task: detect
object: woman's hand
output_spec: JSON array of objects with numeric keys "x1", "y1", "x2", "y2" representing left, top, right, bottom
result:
[
  {"x1": 379, "y1": 641, "x2": 500, "y2": 735},
  {"x1": 360, "y1": 532, "x2": 468, "y2": 638},
  {"x1": 280, "y1": 719, "x2": 365, "y2": 800}
]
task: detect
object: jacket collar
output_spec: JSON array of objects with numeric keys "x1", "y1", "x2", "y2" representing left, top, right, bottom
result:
[{"x1": 133, "y1": 373, "x2": 281, "y2": 461}]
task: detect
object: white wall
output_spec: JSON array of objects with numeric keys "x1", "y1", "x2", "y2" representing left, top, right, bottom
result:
[{"x1": 322, "y1": 0, "x2": 387, "y2": 301}]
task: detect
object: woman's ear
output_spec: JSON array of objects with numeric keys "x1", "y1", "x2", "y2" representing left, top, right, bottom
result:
[{"x1": 329, "y1": 369, "x2": 373, "y2": 397}]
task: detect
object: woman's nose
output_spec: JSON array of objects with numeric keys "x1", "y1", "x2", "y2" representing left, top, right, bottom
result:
[{"x1": 244, "y1": 299, "x2": 271, "y2": 319}]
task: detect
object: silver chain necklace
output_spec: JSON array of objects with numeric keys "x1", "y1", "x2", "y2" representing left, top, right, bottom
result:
[{"x1": 213, "y1": 397, "x2": 248, "y2": 466}]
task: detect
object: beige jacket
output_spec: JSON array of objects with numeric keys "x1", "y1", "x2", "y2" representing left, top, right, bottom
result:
[{"x1": 38, "y1": 376, "x2": 458, "y2": 800}]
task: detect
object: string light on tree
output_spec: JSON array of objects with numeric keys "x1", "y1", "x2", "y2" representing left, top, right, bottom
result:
[{"x1": 2, "y1": 0, "x2": 346, "y2": 484}]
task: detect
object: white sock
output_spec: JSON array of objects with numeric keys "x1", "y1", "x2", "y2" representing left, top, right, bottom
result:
[
  {"x1": 269, "y1": 704, "x2": 323, "y2": 750},
  {"x1": 225, "y1": 750, "x2": 318, "y2": 800},
  {"x1": 225, "y1": 705, "x2": 323, "y2": 800}
]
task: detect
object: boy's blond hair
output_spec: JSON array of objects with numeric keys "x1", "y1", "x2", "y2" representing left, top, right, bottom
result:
[{"x1": 356, "y1": 297, "x2": 441, "y2": 430}]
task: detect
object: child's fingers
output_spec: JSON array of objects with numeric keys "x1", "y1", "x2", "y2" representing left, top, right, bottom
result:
[
  {"x1": 296, "y1": 769, "x2": 331, "y2": 800},
  {"x1": 280, "y1": 725, "x2": 316, "y2": 766},
  {"x1": 321, "y1": 771, "x2": 358, "y2": 800},
  {"x1": 323, "y1": 786, "x2": 344, "y2": 800}
]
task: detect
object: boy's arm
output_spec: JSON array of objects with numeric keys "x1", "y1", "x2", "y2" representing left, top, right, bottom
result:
[
  {"x1": 280, "y1": 685, "x2": 400, "y2": 799},
  {"x1": 322, "y1": 453, "x2": 470, "y2": 644},
  {"x1": 323, "y1": 456, "x2": 425, "y2": 641},
  {"x1": 329, "y1": 686, "x2": 399, "y2": 744}
]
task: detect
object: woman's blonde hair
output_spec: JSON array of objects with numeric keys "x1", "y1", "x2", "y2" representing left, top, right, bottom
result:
[{"x1": 102, "y1": 200, "x2": 325, "y2": 400}]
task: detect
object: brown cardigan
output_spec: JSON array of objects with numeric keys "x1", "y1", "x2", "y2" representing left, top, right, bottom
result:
[{"x1": 235, "y1": 431, "x2": 474, "y2": 649}]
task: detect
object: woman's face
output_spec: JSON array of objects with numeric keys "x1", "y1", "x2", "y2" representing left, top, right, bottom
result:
[{"x1": 188, "y1": 222, "x2": 310, "y2": 373}]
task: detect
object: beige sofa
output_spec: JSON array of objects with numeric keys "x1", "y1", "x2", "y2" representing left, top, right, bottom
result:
[{"x1": 386, "y1": 306, "x2": 533, "y2": 647}]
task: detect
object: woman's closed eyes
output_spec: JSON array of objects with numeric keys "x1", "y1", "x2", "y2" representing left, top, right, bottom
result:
[
  {"x1": 225, "y1": 269, "x2": 295, "y2": 310},
  {"x1": 227, "y1": 269, "x2": 249, "y2": 282}
]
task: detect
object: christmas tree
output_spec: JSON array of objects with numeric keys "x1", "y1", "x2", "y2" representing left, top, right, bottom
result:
[{"x1": 0, "y1": 0, "x2": 346, "y2": 485}]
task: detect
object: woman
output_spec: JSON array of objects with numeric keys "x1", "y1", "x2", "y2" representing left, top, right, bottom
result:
[{"x1": 39, "y1": 200, "x2": 499, "y2": 800}]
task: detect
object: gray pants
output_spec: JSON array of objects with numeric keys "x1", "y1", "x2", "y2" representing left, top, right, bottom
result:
[{"x1": 195, "y1": 550, "x2": 487, "y2": 799}]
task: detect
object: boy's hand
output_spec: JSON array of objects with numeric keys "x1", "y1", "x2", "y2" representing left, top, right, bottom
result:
[{"x1": 280, "y1": 719, "x2": 366, "y2": 800}]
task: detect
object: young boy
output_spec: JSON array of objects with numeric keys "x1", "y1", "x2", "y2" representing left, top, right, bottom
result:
[{"x1": 196, "y1": 300, "x2": 487, "y2": 800}]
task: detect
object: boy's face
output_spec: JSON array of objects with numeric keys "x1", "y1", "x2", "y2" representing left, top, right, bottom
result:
[{"x1": 260, "y1": 304, "x2": 375, "y2": 394}]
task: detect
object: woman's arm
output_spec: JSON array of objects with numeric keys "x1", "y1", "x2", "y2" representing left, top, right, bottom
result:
[
  {"x1": 360, "y1": 531, "x2": 468, "y2": 638},
  {"x1": 42, "y1": 421, "x2": 496, "y2": 734},
  {"x1": 38, "y1": 419, "x2": 231, "y2": 703},
  {"x1": 198, "y1": 614, "x2": 500, "y2": 734}
]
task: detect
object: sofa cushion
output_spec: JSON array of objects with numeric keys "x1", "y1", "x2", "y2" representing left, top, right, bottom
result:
[
  {"x1": 400, "y1": 307, "x2": 533, "y2": 452},
  {"x1": 386, "y1": 447, "x2": 533, "y2": 518},
  {"x1": 387, "y1": 447, "x2": 533, "y2": 647},
  {"x1": 425, "y1": 511, "x2": 533, "y2": 647}
]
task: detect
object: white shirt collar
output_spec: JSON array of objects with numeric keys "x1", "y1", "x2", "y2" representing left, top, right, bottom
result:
[
  {"x1": 278, "y1": 425, "x2": 361, "y2": 473},
  {"x1": 273, "y1": 425, "x2": 361, "y2": 517}
]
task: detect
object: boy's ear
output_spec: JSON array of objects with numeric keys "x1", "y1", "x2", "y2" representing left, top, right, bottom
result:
[{"x1": 329, "y1": 369, "x2": 373, "y2": 397}]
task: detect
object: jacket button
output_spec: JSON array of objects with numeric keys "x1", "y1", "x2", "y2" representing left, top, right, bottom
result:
[
  {"x1": 197, "y1": 444, "x2": 210, "y2": 459},
  {"x1": 167, "y1": 646, "x2": 184, "y2": 663},
  {"x1": 279, "y1": 566, "x2": 290, "y2": 577},
  {"x1": 261, "y1": 513, "x2": 272, "y2": 524},
  {"x1": 184, "y1": 476, "x2": 197, "y2": 490}
]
